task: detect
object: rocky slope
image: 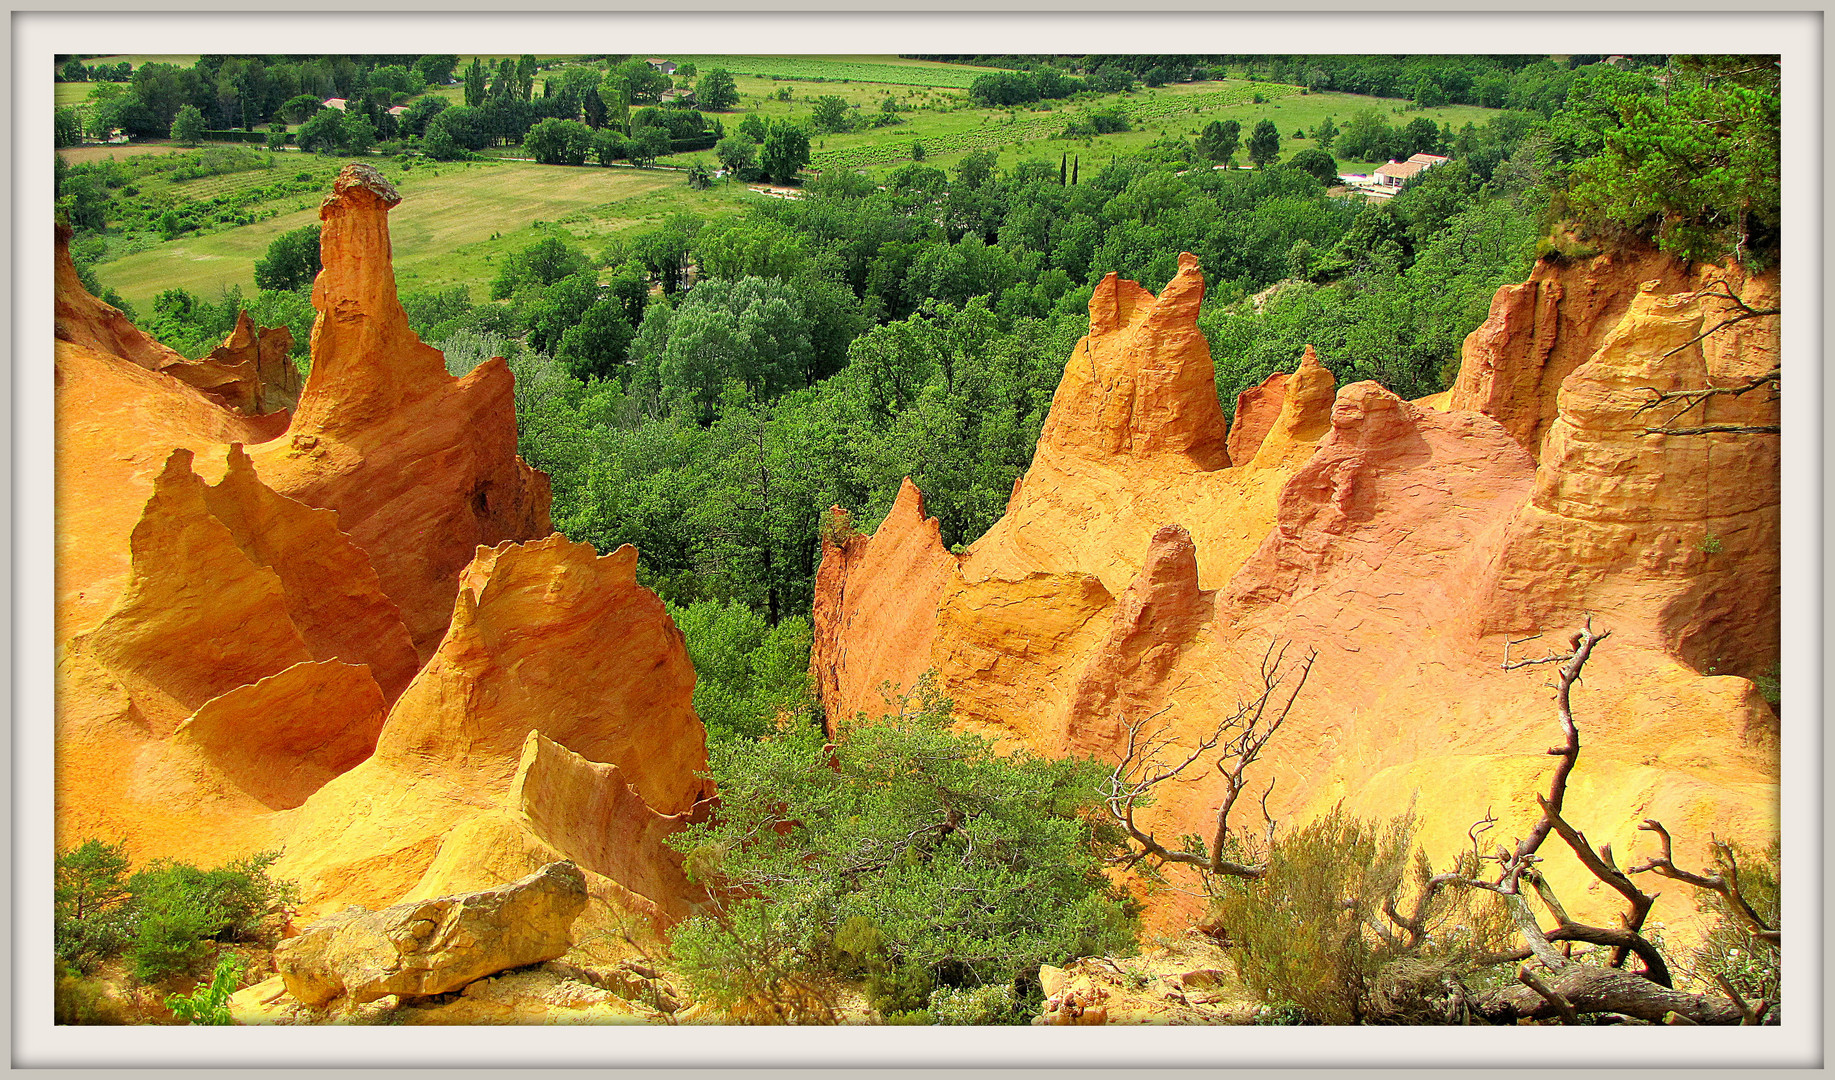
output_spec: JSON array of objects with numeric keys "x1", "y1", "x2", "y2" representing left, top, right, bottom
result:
[
  {"x1": 54, "y1": 165, "x2": 712, "y2": 963},
  {"x1": 811, "y1": 250, "x2": 1780, "y2": 932}
]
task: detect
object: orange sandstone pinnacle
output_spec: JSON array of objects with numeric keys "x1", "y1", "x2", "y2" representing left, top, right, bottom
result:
[
  {"x1": 812, "y1": 253, "x2": 1779, "y2": 933},
  {"x1": 54, "y1": 166, "x2": 711, "y2": 933}
]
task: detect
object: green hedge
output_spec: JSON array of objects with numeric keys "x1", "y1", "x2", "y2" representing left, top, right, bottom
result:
[{"x1": 203, "y1": 130, "x2": 286, "y2": 145}]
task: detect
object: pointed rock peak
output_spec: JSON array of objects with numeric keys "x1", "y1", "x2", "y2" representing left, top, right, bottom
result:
[
  {"x1": 1140, "y1": 524, "x2": 1200, "y2": 586},
  {"x1": 222, "y1": 310, "x2": 256, "y2": 351},
  {"x1": 222, "y1": 440, "x2": 254, "y2": 476},
  {"x1": 1251, "y1": 346, "x2": 1338, "y2": 467},
  {"x1": 1143, "y1": 253, "x2": 1206, "y2": 330},
  {"x1": 1088, "y1": 271, "x2": 1156, "y2": 337},
  {"x1": 294, "y1": 162, "x2": 448, "y2": 436},
  {"x1": 606, "y1": 542, "x2": 641, "y2": 582},
  {"x1": 156, "y1": 446, "x2": 199, "y2": 486},
  {"x1": 891, "y1": 476, "x2": 933, "y2": 525}
]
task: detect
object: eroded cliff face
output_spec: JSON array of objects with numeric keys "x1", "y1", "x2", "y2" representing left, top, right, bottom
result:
[
  {"x1": 248, "y1": 164, "x2": 553, "y2": 659},
  {"x1": 812, "y1": 252, "x2": 1780, "y2": 931},
  {"x1": 54, "y1": 165, "x2": 709, "y2": 940}
]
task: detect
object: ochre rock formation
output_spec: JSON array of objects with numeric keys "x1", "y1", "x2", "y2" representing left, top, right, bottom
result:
[
  {"x1": 275, "y1": 860, "x2": 588, "y2": 1008},
  {"x1": 56, "y1": 226, "x2": 297, "y2": 417},
  {"x1": 1450, "y1": 246, "x2": 1777, "y2": 460},
  {"x1": 201, "y1": 311, "x2": 303, "y2": 415},
  {"x1": 1225, "y1": 371, "x2": 1287, "y2": 466},
  {"x1": 54, "y1": 167, "x2": 711, "y2": 957},
  {"x1": 812, "y1": 252, "x2": 1780, "y2": 933},
  {"x1": 249, "y1": 164, "x2": 552, "y2": 659},
  {"x1": 273, "y1": 536, "x2": 711, "y2": 923},
  {"x1": 809, "y1": 480, "x2": 960, "y2": 726}
]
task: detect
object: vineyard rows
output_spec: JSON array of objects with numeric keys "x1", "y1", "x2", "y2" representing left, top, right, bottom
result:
[
  {"x1": 811, "y1": 81, "x2": 1302, "y2": 173},
  {"x1": 672, "y1": 55, "x2": 993, "y2": 89}
]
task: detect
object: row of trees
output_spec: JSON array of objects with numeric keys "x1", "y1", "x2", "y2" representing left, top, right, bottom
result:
[{"x1": 60, "y1": 54, "x2": 459, "y2": 140}]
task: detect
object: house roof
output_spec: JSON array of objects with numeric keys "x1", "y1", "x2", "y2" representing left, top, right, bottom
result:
[
  {"x1": 1405, "y1": 153, "x2": 1449, "y2": 166},
  {"x1": 323, "y1": 98, "x2": 347, "y2": 110},
  {"x1": 1374, "y1": 159, "x2": 1426, "y2": 180},
  {"x1": 387, "y1": 105, "x2": 409, "y2": 116}
]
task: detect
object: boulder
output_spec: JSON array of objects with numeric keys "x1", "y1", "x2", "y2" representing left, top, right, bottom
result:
[{"x1": 276, "y1": 860, "x2": 588, "y2": 1007}]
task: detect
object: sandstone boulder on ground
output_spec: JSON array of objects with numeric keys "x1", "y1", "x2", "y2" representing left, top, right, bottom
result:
[{"x1": 275, "y1": 860, "x2": 588, "y2": 1008}]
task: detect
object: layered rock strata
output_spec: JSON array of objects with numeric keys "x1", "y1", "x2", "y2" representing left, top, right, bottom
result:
[{"x1": 812, "y1": 252, "x2": 1780, "y2": 931}]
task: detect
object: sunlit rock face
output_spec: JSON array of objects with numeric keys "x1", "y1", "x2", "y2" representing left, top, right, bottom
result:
[
  {"x1": 811, "y1": 252, "x2": 1779, "y2": 931},
  {"x1": 54, "y1": 165, "x2": 709, "y2": 940}
]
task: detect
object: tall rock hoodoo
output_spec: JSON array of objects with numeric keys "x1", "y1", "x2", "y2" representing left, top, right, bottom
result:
[
  {"x1": 812, "y1": 251, "x2": 1779, "y2": 931},
  {"x1": 249, "y1": 164, "x2": 552, "y2": 659},
  {"x1": 54, "y1": 165, "x2": 711, "y2": 967}
]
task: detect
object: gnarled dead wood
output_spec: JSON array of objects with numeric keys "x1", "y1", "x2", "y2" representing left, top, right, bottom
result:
[{"x1": 1102, "y1": 641, "x2": 1316, "y2": 879}]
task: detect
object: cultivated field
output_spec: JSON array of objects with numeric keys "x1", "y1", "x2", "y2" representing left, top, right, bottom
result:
[
  {"x1": 73, "y1": 56, "x2": 1508, "y2": 311},
  {"x1": 670, "y1": 55, "x2": 1003, "y2": 88},
  {"x1": 57, "y1": 142, "x2": 197, "y2": 165},
  {"x1": 93, "y1": 159, "x2": 757, "y2": 309}
]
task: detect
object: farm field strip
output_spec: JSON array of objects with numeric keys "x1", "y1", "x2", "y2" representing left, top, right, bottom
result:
[
  {"x1": 672, "y1": 55, "x2": 1002, "y2": 88},
  {"x1": 811, "y1": 80, "x2": 1302, "y2": 173},
  {"x1": 93, "y1": 160, "x2": 729, "y2": 309}
]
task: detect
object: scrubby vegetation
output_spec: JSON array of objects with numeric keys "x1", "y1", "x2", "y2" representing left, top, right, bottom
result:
[
  {"x1": 55, "y1": 839, "x2": 295, "y2": 985},
  {"x1": 666, "y1": 680, "x2": 1136, "y2": 1023}
]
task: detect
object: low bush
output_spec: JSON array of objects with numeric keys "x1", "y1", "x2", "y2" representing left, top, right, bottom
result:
[
  {"x1": 54, "y1": 841, "x2": 295, "y2": 986},
  {"x1": 1208, "y1": 805, "x2": 1509, "y2": 1024},
  {"x1": 668, "y1": 679, "x2": 1137, "y2": 1023}
]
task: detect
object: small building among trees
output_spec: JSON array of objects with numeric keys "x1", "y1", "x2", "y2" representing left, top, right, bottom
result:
[{"x1": 1372, "y1": 151, "x2": 1449, "y2": 189}]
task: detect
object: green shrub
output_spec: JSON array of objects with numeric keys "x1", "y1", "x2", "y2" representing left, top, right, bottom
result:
[
  {"x1": 55, "y1": 840, "x2": 136, "y2": 973},
  {"x1": 54, "y1": 961, "x2": 129, "y2": 1025},
  {"x1": 1209, "y1": 805, "x2": 1505, "y2": 1025},
  {"x1": 928, "y1": 982, "x2": 1020, "y2": 1025},
  {"x1": 1689, "y1": 841, "x2": 1780, "y2": 1013},
  {"x1": 166, "y1": 954, "x2": 243, "y2": 1025},
  {"x1": 124, "y1": 851, "x2": 295, "y2": 983},
  {"x1": 668, "y1": 679, "x2": 1136, "y2": 1023}
]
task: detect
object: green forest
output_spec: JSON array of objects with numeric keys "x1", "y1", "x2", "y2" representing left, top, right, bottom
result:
[{"x1": 54, "y1": 52, "x2": 1782, "y2": 1026}]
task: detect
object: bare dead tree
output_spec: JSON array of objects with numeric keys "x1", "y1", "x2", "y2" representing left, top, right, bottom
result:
[
  {"x1": 1634, "y1": 280, "x2": 1781, "y2": 437},
  {"x1": 1104, "y1": 623, "x2": 1776, "y2": 1024},
  {"x1": 1393, "y1": 618, "x2": 1775, "y2": 1024},
  {"x1": 1630, "y1": 821, "x2": 1782, "y2": 948},
  {"x1": 1101, "y1": 641, "x2": 1316, "y2": 880}
]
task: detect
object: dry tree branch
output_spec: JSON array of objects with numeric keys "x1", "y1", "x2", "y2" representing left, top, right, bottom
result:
[
  {"x1": 1641, "y1": 422, "x2": 1780, "y2": 436},
  {"x1": 1620, "y1": 278, "x2": 1781, "y2": 436},
  {"x1": 1517, "y1": 966, "x2": 1580, "y2": 1024},
  {"x1": 1102, "y1": 642, "x2": 1317, "y2": 879},
  {"x1": 1628, "y1": 821, "x2": 1781, "y2": 947}
]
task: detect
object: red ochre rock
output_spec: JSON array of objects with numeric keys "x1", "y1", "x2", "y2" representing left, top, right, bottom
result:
[
  {"x1": 808, "y1": 479, "x2": 959, "y2": 732},
  {"x1": 249, "y1": 163, "x2": 552, "y2": 660},
  {"x1": 812, "y1": 254, "x2": 1779, "y2": 935},
  {"x1": 1225, "y1": 371, "x2": 1287, "y2": 466}
]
